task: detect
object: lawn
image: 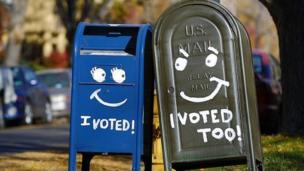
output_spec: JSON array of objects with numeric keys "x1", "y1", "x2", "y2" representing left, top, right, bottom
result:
[
  {"x1": 206, "y1": 135, "x2": 304, "y2": 171},
  {"x1": 261, "y1": 135, "x2": 304, "y2": 170},
  {"x1": 0, "y1": 135, "x2": 303, "y2": 171},
  {"x1": 0, "y1": 152, "x2": 135, "y2": 171}
]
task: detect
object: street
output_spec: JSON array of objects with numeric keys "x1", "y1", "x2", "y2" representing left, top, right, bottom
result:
[
  {"x1": 0, "y1": 121, "x2": 136, "y2": 171},
  {"x1": 0, "y1": 121, "x2": 69, "y2": 154}
]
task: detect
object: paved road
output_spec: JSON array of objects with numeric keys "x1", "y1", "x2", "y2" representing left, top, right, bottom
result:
[{"x1": 0, "y1": 122, "x2": 69, "y2": 154}]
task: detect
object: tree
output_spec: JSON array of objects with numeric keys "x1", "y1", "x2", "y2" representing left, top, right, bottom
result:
[
  {"x1": 55, "y1": 0, "x2": 115, "y2": 50},
  {"x1": 259, "y1": 0, "x2": 304, "y2": 135},
  {"x1": 143, "y1": 0, "x2": 177, "y2": 23},
  {"x1": 229, "y1": 0, "x2": 278, "y2": 56},
  {"x1": 0, "y1": 2, "x2": 10, "y2": 60},
  {"x1": 2, "y1": 0, "x2": 27, "y2": 66}
]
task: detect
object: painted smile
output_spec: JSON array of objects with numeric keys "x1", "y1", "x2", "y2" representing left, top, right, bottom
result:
[
  {"x1": 90, "y1": 89, "x2": 128, "y2": 107},
  {"x1": 180, "y1": 77, "x2": 230, "y2": 103}
]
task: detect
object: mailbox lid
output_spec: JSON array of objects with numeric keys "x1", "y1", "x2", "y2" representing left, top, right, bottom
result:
[
  {"x1": 79, "y1": 25, "x2": 140, "y2": 56},
  {"x1": 154, "y1": 1, "x2": 250, "y2": 163}
]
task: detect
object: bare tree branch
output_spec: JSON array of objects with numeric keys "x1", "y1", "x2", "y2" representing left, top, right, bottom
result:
[
  {"x1": 80, "y1": 0, "x2": 92, "y2": 21},
  {"x1": 55, "y1": 0, "x2": 68, "y2": 28},
  {"x1": 67, "y1": 0, "x2": 75, "y2": 31}
]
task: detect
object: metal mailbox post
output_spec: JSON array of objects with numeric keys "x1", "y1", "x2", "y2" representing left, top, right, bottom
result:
[
  {"x1": 153, "y1": 1, "x2": 263, "y2": 171},
  {"x1": 69, "y1": 23, "x2": 154, "y2": 171}
]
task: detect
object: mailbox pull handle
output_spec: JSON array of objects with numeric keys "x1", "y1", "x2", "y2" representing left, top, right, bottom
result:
[{"x1": 108, "y1": 32, "x2": 121, "y2": 36}]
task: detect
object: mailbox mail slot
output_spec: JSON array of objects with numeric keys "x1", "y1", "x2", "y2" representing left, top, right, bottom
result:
[
  {"x1": 153, "y1": 1, "x2": 263, "y2": 171},
  {"x1": 69, "y1": 23, "x2": 154, "y2": 171}
]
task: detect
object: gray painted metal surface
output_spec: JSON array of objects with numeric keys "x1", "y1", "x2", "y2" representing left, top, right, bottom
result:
[{"x1": 153, "y1": 0, "x2": 263, "y2": 170}]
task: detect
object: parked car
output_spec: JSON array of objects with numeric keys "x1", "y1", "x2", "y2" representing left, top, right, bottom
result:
[
  {"x1": 0, "y1": 67, "x2": 18, "y2": 128},
  {"x1": 253, "y1": 50, "x2": 282, "y2": 133},
  {"x1": 10, "y1": 66, "x2": 52, "y2": 124},
  {"x1": 37, "y1": 69, "x2": 71, "y2": 118}
]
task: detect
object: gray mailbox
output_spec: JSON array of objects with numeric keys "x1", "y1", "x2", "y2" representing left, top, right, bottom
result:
[{"x1": 153, "y1": 0, "x2": 263, "y2": 170}]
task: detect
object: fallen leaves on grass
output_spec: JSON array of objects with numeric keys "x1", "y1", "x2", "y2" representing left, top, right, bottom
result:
[{"x1": 0, "y1": 151, "x2": 137, "y2": 171}]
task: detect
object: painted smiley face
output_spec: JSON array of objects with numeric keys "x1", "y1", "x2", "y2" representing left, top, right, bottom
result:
[
  {"x1": 90, "y1": 67, "x2": 127, "y2": 107},
  {"x1": 175, "y1": 46, "x2": 230, "y2": 103}
]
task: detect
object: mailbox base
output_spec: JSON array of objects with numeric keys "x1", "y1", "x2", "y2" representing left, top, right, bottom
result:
[
  {"x1": 167, "y1": 157, "x2": 263, "y2": 171},
  {"x1": 172, "y1": 157, "x2": 246, "y2": 170}
]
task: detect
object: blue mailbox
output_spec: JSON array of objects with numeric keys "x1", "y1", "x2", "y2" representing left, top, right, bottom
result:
[{"x1": 69, "y1": 23, "x2": 154, "y2": 171}]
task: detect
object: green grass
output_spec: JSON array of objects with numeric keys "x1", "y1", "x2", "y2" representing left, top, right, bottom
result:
[
  {"x1": 0, "y1": 135, "x2": 303, "y2": 170},
  {"x1": 205, "y1": 135, "x2": 304, "y2": 171},
  {"x1": 262, "y1": 135, "x2": 304, "y2": 171}
]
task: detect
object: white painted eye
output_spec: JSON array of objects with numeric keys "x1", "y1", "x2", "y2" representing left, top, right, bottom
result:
[
  {"x1": 175, "y1": 57, "x2": 188, "y2": 71},
  {"x1": 91, "y1": 67, "x2": 106, "y2": 83},
  {"x1": 111, "y1": 67, "x2": 126, "y2": 84},
  {"x1": 205, "y1": 54, "x2": 218, "y2": 67}
]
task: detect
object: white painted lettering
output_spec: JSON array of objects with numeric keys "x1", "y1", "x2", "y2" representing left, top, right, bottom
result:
[
  {"x1": 211, "y1": 109, "x2": 219, "y2": 123},
  {"x1": 221, "y1": 109, "x2": 233, "y2": 123},
  {"x1": 123, "y1": 119, "x2": 130, "y2": 131},
  {"x1": 81, "y1": 115, "x2": 91, "y2": 126},
  {"x1": 212, "y1": 128, "x2": 224, "y2": 139},
  {"x1": 199, "y1": 110, "x2": 209, "y2": 123},
  {"x1": 79, "y1": 115, "x2": 135, "y2": 134},
  {"x1": 93, "y1": 119, "x2": 100, "y2": 130},
  {"x1": 100, "y1": 119, "x2": 108, "y2": 129},
  {"x1": 116, "y1": 120, "x2": 122, "y2": 131},
  {"x1": 109, "y1": 118, "x2": 116, "y2": 130},
  {"x1": 189, "y1": 112, "x2": 200, "y2": 124},
  {"x1": 177, "y1": 112, "x2": 188, "y2": 125},
  {"x1": 197, "y1": 128, "x2": 211, "y2": 143},
  {"x1": 225, "y1": 128, "x2": 236, "y2": 142},
  {"x1": 170, "y1": 113, "x2": 175, "y2": 128}
]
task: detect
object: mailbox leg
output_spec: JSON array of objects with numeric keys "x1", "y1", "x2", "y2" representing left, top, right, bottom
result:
[
  {"x1": 256, "y1": 160, "x2": 264, "y2": 171},
  {"x1": 163, "y1": 160, "x2": 172, "y2": 171},
  {"x1": 143, "y1": 130, "x2": 153, "y2": 171},
  {"x1": 81, "y1": 153, "x2": 95, "y2": 171},
  {"x1": 132, "y1": 153, "x2": 141, "y2": 171},
  {"x1": 247, "y1": 157, "x2": 255, "y2": 171},
  {"x1": 143, "y1": 107, "x2": 153, "y2": 171},
  {"x1": 248, "y1": 159, "x2": 264, "y2": 171},
  {"x1": 68, "y1": 149, "x2": 77, "y2": 171},
  {"x1": 248, "y1": 156, "x2": 264, "y2": 171}
]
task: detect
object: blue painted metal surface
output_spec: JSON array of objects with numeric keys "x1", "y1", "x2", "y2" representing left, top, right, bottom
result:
[{"x1": 69, "y1": 23, "x2": 152, "y2": 171}]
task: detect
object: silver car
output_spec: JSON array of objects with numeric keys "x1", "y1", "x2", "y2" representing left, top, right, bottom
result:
[{"x1": 37, "y1": 69, "x2": 71, "y2": 118}]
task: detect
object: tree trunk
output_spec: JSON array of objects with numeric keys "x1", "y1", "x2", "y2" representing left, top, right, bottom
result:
[
  {"x1": 3, "y1": 0, "x2": 27, "y2": 66},
  {"x1": 4, "y1": 28, "x2": 22, "y2": 66},
  {"x1": 276, "y1": 2, "x2": 304, "y2": 135},
  {"x1": 260, "y1": 0, "x2": 304, "y2": 135},
  {"x1": 143, "y1": 0, "x2": 154, "y2": 22}
]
